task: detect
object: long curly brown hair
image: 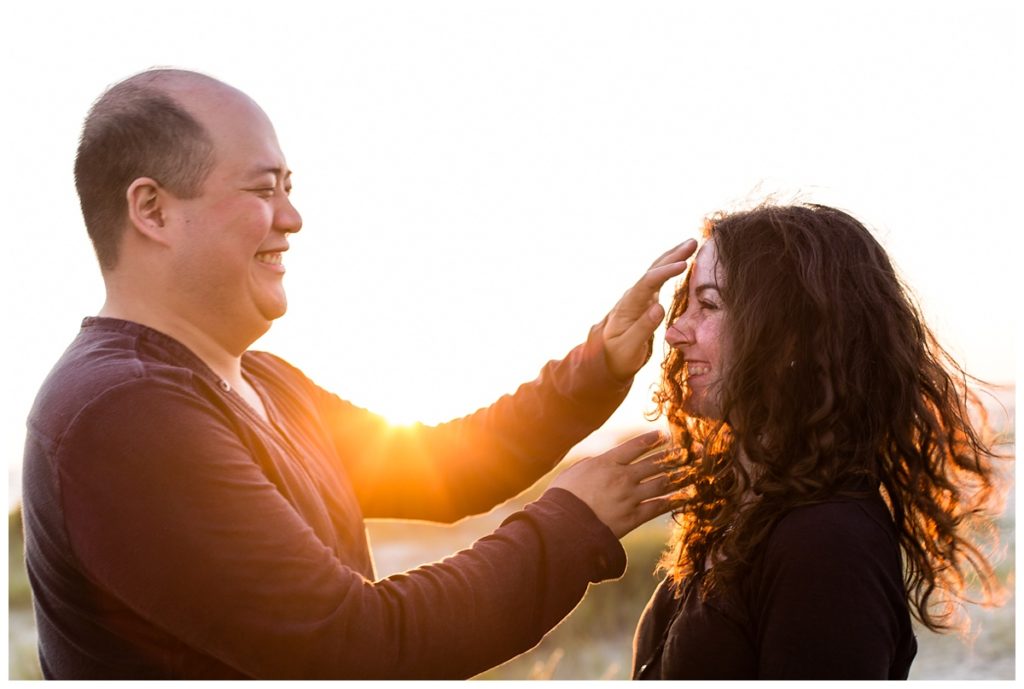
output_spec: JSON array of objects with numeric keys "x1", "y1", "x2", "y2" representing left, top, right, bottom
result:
[{"x1": 653, "y1": 203, "x2": 1008, "y2": 632}]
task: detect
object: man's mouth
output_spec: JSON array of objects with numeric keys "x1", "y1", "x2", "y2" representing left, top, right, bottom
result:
[{"x1": 255, "y1": 251, "x2": 284, "y2": 267}]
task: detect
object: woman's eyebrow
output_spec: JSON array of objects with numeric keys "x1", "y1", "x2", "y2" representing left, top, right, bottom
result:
[{"x1": 694, "y1": 284, "x2": 720, "y2": 295}]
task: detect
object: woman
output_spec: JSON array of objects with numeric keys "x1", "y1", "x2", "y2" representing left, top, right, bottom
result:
[{"x1": 632, "y1": 203, "x2": 1006, "y2": 679}]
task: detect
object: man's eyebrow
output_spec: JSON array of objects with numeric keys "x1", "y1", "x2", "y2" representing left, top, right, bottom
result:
[{"x1": 247, "y1": 166, "x2": 292, "y2": 180}]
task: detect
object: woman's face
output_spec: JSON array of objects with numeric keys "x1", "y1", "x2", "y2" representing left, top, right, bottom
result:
[{"x1": 665, "y1": 238, "x2": 728, "y2": 420}]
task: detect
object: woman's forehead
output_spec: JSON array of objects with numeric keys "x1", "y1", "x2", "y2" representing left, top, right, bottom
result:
[{"x1": 692, "y1": 238, "x2": 721, "y2": 286}]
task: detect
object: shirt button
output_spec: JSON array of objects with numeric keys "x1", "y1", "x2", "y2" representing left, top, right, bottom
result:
[{"x1": 219, "y1": 380, "x2": 231, "y2": 392}]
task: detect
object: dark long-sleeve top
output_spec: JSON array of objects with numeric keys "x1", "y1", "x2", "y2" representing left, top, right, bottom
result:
[
  {"x1": 632, "y1": 493, "x2": 918, "y2": 680},
  {"x1": 22, "y1": 316, "x2": 631, "y2": 679}
]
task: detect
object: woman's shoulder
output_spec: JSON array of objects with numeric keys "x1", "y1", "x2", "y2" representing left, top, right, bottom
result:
[{"x1": 765, "y1": 492, "x2": 899, "y2": 567}]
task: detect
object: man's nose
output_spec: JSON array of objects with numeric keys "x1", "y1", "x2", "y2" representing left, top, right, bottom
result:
[{"x1": 276, "y1": 195, "x2": 303, "y2": 234}]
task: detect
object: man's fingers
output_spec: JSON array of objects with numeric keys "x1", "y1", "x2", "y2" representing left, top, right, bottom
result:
[
  {"x1": 648, "y1": 238, "x2": 699, "y2": 271},
  {"x1": 608, "y1": 261, "x2": 687, "y2": 328},
  {"x1": 609, "y1": 306, "x2": 664, "y2": 365},
  {"x1": 635, "y1": 472, "x2": 673, "y2": 502},
  {"x1": 605, "y1": 240, "x2": 696, "y2": 341},
  {"x1": 617, "y1": 260, "x2": 688, "y2": 313},
  {"x1": 607, "y1": 431, "x2": 666, "y2": 465},
  {"x1": 622, "y1": 444, "x2": 671, "y2": 470},
  {"x1": 632, "y1": 494, "x2": 675, "y2": 525},
  {"x1": 637, "y1": 260, "x2": 689, "y2": 293}
]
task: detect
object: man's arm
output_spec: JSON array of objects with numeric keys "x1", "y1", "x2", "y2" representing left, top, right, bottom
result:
[
  {"x1": 310, "y1": 320, "x2": 626, "y2": 522},
  {"x1": 52, "y1": 381, "x2": 661, "y2": 679},
  {"x1": 317, "y1": 240, "x2": 697, "y2": 522}
]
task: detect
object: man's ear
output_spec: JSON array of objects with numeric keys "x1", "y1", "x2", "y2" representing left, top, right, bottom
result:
[{"x1": 125, "y1": 177, "x2": 173, "y2": 246}]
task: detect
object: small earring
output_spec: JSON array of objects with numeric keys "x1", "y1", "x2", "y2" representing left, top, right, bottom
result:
[{"x1": 789, "y1": 360, "x2": 796, "y2": 368}]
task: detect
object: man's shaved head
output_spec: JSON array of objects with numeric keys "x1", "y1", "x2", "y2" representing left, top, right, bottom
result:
[{"x1": 74, "y1": 69, "x2": 232, "y2": 270}]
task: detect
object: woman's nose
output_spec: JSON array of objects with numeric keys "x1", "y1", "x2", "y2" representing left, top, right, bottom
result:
[{"x1": 665, "y1": 317, "x2": 691, "y2": 348}]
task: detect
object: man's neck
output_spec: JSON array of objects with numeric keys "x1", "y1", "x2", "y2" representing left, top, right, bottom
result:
[
  {"x1": 98, "y1": 299, "x2": 249, "y2": 390},
  {"x1": 99, "y1": 300, "x2": 270, "y2": 421}
]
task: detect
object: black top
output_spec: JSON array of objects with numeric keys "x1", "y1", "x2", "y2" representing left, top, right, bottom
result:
[
  {"x1": 23, "y1": 317, "x2": 631, "y2": 679},
  {"x1": 633, "y1": 494, "x2": 918, "y2": 679}
]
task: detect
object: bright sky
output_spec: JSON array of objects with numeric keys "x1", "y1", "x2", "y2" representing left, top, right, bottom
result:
[{"x1": 3, "y1": 1, "x2": 1020, "y2": 508}]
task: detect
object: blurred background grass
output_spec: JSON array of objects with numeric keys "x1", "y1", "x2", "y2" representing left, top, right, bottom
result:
[{"x1": 8, "y1": 395, "x2": 1014, "y2": 680}]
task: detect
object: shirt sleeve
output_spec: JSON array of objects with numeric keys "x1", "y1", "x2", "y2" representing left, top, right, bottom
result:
[
  {"x1": 56, "y1": 379, "x2": 626, "y2": 679},
  {"x1": 751, "y1": 502, "x2": 909, "y2": 679},
  {"x1": 311, "y1": 320, "x2": 633, "y2": 521}
]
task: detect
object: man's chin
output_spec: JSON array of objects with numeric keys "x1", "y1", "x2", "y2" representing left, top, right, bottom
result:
[{"x1": 256, "y1": 294, "x2": 288, "y2": 322}]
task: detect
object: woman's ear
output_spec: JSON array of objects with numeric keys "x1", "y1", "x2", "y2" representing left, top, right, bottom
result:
[{"x1": 125, "y1": 177, "x2": 172, "y2": 246}]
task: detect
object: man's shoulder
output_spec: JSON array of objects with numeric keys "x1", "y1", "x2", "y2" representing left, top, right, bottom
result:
[
  {"x1": 243, "y1": 349, "x2": 295, "y2": 375},
  {"x1": 243, "y1": 350, "x2": 319, "y2": 392},
  {"x1": 28, "y1": 322, "x2": 200, "y2": 440}
]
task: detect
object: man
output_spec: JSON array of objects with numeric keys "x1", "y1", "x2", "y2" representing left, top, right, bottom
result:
[{"x1": 22, "y1": 68, "x2": 697, "y2": 679}]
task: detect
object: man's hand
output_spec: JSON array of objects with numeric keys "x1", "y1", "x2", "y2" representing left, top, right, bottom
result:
[
  {"x1": 550, "y1": 431, "x2": 674, "y2": 539},
  {"x1": 602, "y1": 239, "x2": 699, "y2": 380}
]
